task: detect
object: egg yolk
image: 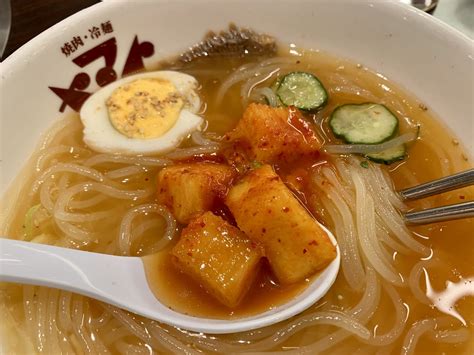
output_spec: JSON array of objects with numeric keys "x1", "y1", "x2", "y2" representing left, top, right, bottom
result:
[{"x1": 106, "y1": 78, "x2": 184, "y2": 139}]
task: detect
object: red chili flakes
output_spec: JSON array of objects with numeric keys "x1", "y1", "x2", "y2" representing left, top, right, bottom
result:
[
  {"x1": 303, "y1": 249, "x2": 307, "y2": 254},
  {"x1": 282, "y1": 207, "x2": 290, "y2": 213},
  {"x1": 262, "y1": 228, "x2": 266, "y2": 233},
  {"x1": 187, "y1": 252, "x2": 193, "y2": 257},
  {"x1": 460, "y1": 195, "x2": 465, "y2": 200},
  {"x1": 309, "y1": 240, "x2": 318, "y2": 246}
]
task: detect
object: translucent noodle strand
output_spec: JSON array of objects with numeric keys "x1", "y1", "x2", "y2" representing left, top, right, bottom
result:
[
  {"x1": 118, "y1": 204, "x2": 177, "y2": 256},
  {"x1": 401, "y1": 317, "x2": 466, "y2": 355},
  {"x1": 352, "y1": 170, "x2": 403, "y2": 285},
  {"x1": 362, "y1": 283, "x2": 408, "y2": 346}
]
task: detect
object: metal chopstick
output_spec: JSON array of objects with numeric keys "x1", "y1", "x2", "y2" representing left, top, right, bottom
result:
[
  {"x1": 399, "y1": 169, "x2": 474, "y2": 201},
  {"x1": 397, "y1": 168, "x2": 474, "y2": 224},
  {"x1": 404, "y1": 201, "x2": 474, "y2": 225}
]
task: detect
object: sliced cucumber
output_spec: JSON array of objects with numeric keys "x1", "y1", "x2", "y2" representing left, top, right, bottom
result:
[
  {"x1": 366, "y1": 144, "x2": 406, "y2": 164},
  {"x1": 276, "y1": 72, "x2": 328, "y2": 111},
  {"x1": 329, "y1": 103, "x2": 398, "y2": 144}
]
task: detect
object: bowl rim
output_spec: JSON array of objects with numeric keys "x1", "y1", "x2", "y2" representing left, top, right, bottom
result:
[{"x1": 1, "y1": 0, "x2": 473, "y2": 72}]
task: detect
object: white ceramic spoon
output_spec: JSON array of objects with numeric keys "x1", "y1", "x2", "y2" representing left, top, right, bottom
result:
[{"x1": 0, "y1": 226, "x2": 340, "y2": 334}]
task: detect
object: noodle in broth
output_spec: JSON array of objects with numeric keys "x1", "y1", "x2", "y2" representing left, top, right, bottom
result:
[{"x1": 0, "y1": 46, "x2": 473, "y2": 354}]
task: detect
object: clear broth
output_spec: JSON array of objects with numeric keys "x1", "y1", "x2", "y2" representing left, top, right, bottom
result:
[{"x1": 1, "y1": 46, "x2": 473, "y2": 354}]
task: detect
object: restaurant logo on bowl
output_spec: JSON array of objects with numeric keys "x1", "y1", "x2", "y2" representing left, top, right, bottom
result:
[{"x1": 49, "y1": 20, "x2": 155, "y2": 113}]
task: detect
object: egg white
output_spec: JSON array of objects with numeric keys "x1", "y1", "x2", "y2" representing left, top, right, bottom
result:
[{"x1": 80, "y1": 71, "x2": 203, "y2": 155}]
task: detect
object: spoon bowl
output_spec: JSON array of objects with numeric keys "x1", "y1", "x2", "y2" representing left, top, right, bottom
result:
[{"x1": 0, "y1": 224, "x2": 340, "y2": 334}]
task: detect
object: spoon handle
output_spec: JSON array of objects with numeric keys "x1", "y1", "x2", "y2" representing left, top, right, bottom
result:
[{"x1": 0, "y1": 238, "x2": 141, "y2": 302}]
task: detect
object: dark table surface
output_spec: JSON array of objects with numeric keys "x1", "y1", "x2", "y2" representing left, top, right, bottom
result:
[{"x1": 2, "y1": 0, "x2": 100, "y2": 60}]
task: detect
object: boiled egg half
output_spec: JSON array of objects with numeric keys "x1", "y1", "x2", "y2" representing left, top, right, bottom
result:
[{"x1": 80, "y1": 71, "x2": 203, "y2": 155}]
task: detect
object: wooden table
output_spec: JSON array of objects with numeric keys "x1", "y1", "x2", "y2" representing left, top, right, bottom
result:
[{"x1": 2, "y1": 0, "x2": 100, "y2": 60}]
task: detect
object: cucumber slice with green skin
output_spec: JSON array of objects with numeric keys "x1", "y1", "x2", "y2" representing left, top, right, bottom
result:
[
  {"x1": 329, "y1": 103, "x2": 399, "y2": 144},
  {"x1": 276, "y1": 72, "x2": 328, "y2": 111},
  {"x1": 366, "y1": 144, "x2": 406, "y2": 164}
]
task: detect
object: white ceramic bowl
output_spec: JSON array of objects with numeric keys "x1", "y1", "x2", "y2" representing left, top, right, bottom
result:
[
  {"x1": 1, "y1": 0, "x2": 472, "y2": 195},
  {"x1": 0, "y1": 0, "x2": 472, "y2": 346}
]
